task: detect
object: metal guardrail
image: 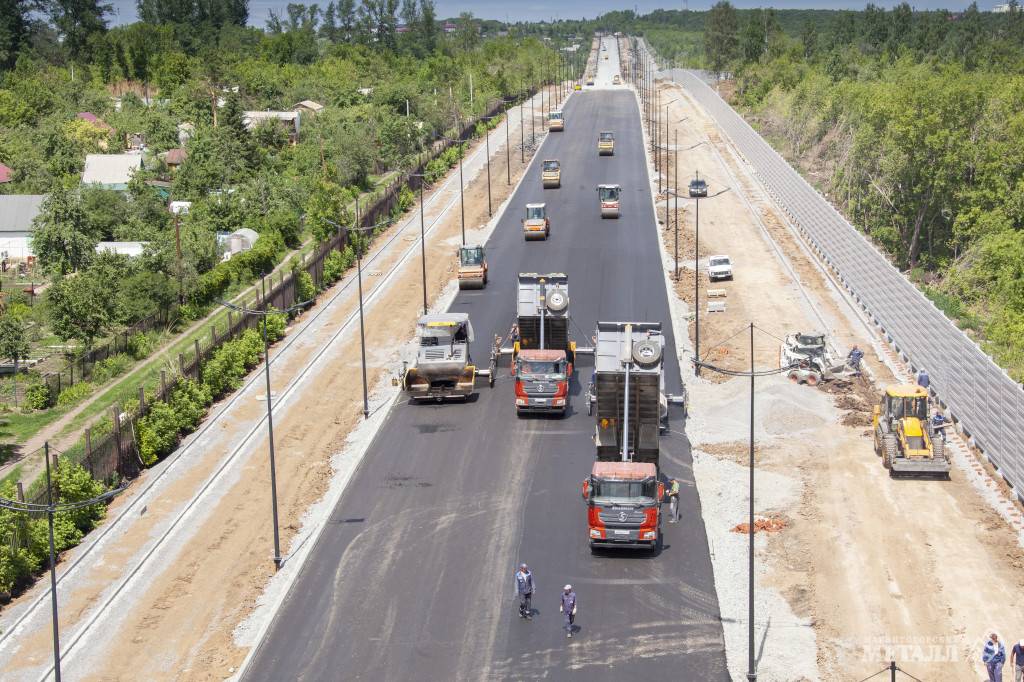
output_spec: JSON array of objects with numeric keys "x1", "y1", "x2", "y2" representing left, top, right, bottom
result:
[{"x1": 674, "y1": 68, "x2": 1024, "y2": 497}]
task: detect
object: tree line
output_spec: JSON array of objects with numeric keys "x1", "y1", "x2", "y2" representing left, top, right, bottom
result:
[{"x1": 606, "y1": 4, "x2": 1024, "y2": 378}]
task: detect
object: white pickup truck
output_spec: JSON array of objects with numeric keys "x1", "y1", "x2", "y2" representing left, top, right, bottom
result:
[{"x1": 708, "y1": 255, "x2": 733, "y2": 281}]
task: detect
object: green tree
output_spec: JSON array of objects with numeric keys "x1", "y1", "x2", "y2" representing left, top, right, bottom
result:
[
  {"x1": 800, "y1": 19, "x2": 818, "y2": 61},
  {"x1": 31, "y1": 186, "x2": 98, "y2": 276},
  {"x1": 305, "y1": 178, "x2": 347, "y2": 242},
  {"x1": 704, "y1": 1, "x2": 739, "y2": 76},
  {"x1": 48, "y1": 0, "x2": 111, "y2": 61},
  {"x1": 0, "y1": 314, "x2": 30, "y2": 406},
  {"x1": 0, "y1": 0, "x2": 32, "y2": 70},
  {"x1": 46, "y1": 272, "x2": 111, "y2": 349}
]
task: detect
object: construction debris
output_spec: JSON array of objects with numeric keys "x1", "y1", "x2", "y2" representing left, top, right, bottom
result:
[{"x1": 731, "y1": 517, "x2": 787, "y2": 534}]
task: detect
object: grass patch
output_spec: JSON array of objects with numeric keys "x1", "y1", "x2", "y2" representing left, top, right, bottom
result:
[
  {"x1": 922, "y1": 285, "x2": 983, "y2": 333},
  {"x1": 0, "y1": 463, "x2": 23, "y2": 490},
  {"x1": 0, "y1": 407, "x2": 68, "y2": 444}
]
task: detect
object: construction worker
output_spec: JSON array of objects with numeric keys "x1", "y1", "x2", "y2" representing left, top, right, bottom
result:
[
  {"x1": 1011, "y1": 638, "x2": 1024, "y2": 682},
  {"x1": 560, "y1": 584, "x2": 577, "y2": 638},
  {"x1": 932, "y1": 410, "x2": 948, "y2": 443},
  {"x1": 847, "y1": 345, "x2": 864, "y2": 372},
  {"x1": 917, "y1": 367, "x2": 930, "y2": 389},
  {"x1": 515, "y1": 564, "x2": 535, "y2": 619},
  {"x1": 984, "y1": 632, "x2": 1006, "y2": 682},
  {"x1": 668, "y1": 478, "x2": 680, "y2": 523}
]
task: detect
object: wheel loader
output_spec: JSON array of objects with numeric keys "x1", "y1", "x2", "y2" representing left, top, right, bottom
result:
[{"x1": 872, "y1": 384, "x2": 951, "y2": 478}]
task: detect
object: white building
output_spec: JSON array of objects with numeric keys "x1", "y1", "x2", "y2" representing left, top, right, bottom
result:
[
  {"x1": 0, "y1": 195, "x2": 46, "y2": 260},
  {"x1": 242, "y1": 111, "x2": 300, "y2": 142},
  {"x1": 96, "y1": 241, "x2": 149, "y2": 258}
]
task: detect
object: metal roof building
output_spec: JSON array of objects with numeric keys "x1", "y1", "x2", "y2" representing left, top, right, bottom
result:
[
  {"x1": 81, "y1": 153, "x2": 143, "y2": 190},
  {"x1": 0, "y1": 194, "x2": 46, "y2": 259}
]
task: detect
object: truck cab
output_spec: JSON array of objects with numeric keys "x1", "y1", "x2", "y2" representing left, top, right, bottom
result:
[
  {"x1": 457, "y1": 245, "x2": 488, "y2": 289},
  {"x1": 515, "y1": 349, "x2": 570, "y2": 415},
  {"x1": 597, "y1": 184, "x2": 621, "y2": 218},
  {"x1": 522, "y1": 203, "x2": 550, "y2": 240},
  {"x1": 548, "y1": 111, "x2": 564, "y2": 132},
  {"x1": 582, "y1": 462, "x2": 664, "y2": 549},
  {"x1": 542, "y1": 159, "x2": 561, "y2": 189},
  {"x1": 598, "y1": 131, "x2": 615, "y2": 156}
]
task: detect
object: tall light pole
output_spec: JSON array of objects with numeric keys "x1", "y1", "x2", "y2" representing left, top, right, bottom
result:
[
  {"x1": 479, "y1": 115, "x2": 496, "y2": 216},
  {"x1": 690, "y1": 178, "x2": 730, "y2": 376},
  {"x1": 325, "y1": 218, "x2": 377, "y2": 418},
  {"x1": 219, "y1": 283, "x2": 313, "y2": 567},
  {"x1": 693, "y1": 323, "x2": 787, "y2": 682},
  {"x1": 410, "y1": 173, "x2": 429, "y2": 311},
  {"x1": 520, "y1": 85, "x2": 526, "y2": 163},
  {"x1": 505, "y1": 101, "x2": 512, "y2": 185}
]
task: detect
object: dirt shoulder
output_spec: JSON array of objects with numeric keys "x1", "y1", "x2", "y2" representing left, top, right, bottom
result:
[{"x1": 656, "y1": 78, "x2": 1024, "y2": 681}]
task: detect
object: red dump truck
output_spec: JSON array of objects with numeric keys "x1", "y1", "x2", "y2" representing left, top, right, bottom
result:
[{"x1": 581, "y1": 322, "x2": 674, "y2": 551}]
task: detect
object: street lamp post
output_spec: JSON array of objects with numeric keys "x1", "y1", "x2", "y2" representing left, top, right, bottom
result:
[
  {"x1": 411, "y1": 173, "x2": 429, "y2": 310},
  {"x1": 691, "y1": 178, "x2": 730, "y2": 376},
  {"x1": 520, "y1": 87, "x2": 525, "y2": 164},
  {"x1": 324, "y1": 218, "x2": 374, "y2": 419},
  {"x1": 260, "y1": 276, "x2": 282, "y2": 569},
  {"x1": 505, "y1": 101, "x2": 511, "y2": 185},
  {"x1": 693, "y1": 323, "x2": 779, "y2": 682}
]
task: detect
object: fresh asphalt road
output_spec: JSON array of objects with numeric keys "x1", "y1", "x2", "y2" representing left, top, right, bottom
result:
[{"x1": 245, "y1": 37, "x2": 728, "y2": 681}]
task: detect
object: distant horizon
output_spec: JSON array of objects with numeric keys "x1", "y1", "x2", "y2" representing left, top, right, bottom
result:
[{"x1": 103, "y1": 0, "x2": 994, "y2": 28}]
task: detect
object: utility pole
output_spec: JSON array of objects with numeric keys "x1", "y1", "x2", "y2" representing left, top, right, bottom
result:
[
  {"x1": 261, "y1": 276, "x2": 283, "y2": 569},
  {"x1": 175, "y1": 212, "x2": 184, "y2": 304},
  {"x1": 747, "y1": 322, "x2": 756, "y2": 682},
  {"x1": 45, "y1": 443, "x2": 60, "y2": 682}
]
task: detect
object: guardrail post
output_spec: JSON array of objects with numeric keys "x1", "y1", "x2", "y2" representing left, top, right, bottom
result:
[
  {"x1": 179, "y1": 353, "x2": 185, "y2": 377},
  {"x1": 160, "y1": 370, "x2": 167, "y2": 399},
  {"x1": 138, "y1": 386, "x2": 146, "y2": 413}
]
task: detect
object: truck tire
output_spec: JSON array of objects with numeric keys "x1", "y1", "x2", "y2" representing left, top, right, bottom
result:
[
  {"x1": 632, "y1": 339, "x2": 662, "y2": 367},
  {"x1": 882, "y1": 434, "x2": 897, "y2": 470},
  {"x1": 547, "y1": 288, "x2": 568, "y2": 312}
]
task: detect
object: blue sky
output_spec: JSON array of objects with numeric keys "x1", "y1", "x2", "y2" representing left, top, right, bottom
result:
[{"x1": 105, "y1": 0, "x2": 990, "y2": 27}]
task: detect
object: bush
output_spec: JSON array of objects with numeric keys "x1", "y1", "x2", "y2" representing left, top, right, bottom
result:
[
  {"x1": 179, "y1": 303, "x2": 203, "y2": 321},
  {"x1": 127, "y1": 331, "x2": 159, "y2": 360},
  {"x1": 56, "y1": 381, "x2": 94, "y2": 407},
  {"x1": 294, "y1": 270, "x2": 316, "y2": 303},
  {"x1": 25, "y1": 383, "x2": 51, "y2": 410},
  {"x1": 0, "y1": 461, "x2": 106, "y2": 594},
  {"x1": 322, "y1": 248, "x2": 354, "y2": 285},
  {"x1": 397, "y1": 186, "x2": 415, "y2": 213},
  {"x1": 263, "y1": 308, "x2": 287, "y2": 343},
  {"x1": 52, "y1": 459, "x2": 105, "y2": 533},
  {"x1": 137, "y1": 400, "x2": 180, "y2": 466},
  {"x1": 90, "y1": 354, "x2": 132, "y2": 384}
]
